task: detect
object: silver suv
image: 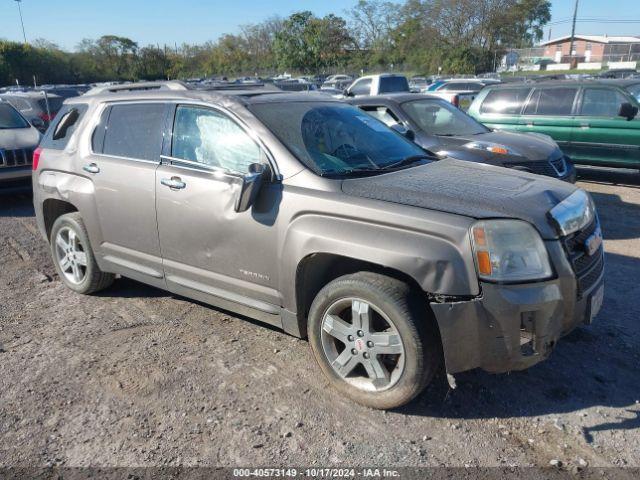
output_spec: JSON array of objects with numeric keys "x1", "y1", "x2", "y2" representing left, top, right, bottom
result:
[
  {"x1": 1, "y1": 100, "x2": 41, "y2": 190},
  {"x1": 33, "y1": 82, "x2": 605, "y2": 409}
]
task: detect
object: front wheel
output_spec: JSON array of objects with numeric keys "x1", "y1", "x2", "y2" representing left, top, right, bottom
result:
[{"x1": 308, "y1": 272, "x2": 440, "y2": 409}]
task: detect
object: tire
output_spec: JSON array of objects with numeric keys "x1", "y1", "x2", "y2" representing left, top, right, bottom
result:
[
  {"x1": 307, "y1": 272, "x2": 440, "y2": 410},
  {"x1": 50, "y1": 212, "x2": 115, "y2": 294}
]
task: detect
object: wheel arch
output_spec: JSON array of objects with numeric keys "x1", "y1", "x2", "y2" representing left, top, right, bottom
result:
[{"x1": 42, "y1": 198, "x2": 78, "y2": 241}]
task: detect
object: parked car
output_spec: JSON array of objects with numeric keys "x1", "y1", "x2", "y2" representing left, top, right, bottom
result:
[
  {"x1": 0, "y1": 100, "x2": 41, "y2": 191},
  {"x1": 595, "y1": 69, "x2": 638, "y2": 79},
  {"x1": 408, "y1": 76, "x2": 430, "y2": 92},
  {"x1": 349, "y1": 94, "x2": 576, "y2": 182},
  {"x1": 468, "y1": 81, "x2": 640, "y2": 170},
  {"x1": 344, "y1": 74, "x2": 410, "y2": 97},
  {"x1": 33, "y1": 82, "x2": 604, "y2": 409},
  {"x1": 0, "y1": 91, "x2": 64, "y2": 132},
  {"x1": 321, "y1": 74, "x2": 353, "y2": 91},
  {"x1": 429, "y1": 79, "x2": 500, "y2": 110}
]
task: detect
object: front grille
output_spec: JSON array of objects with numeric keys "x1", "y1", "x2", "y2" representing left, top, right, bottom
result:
[
  {"x1": 0, "y1": 149, "x2": 33, "y2": 168},
  {"x1": 561, "y1": 219, "x2": 604, "y2": 298},
  {"x1": 507, "y1": 156, "x2": 567, "y2": 178}
]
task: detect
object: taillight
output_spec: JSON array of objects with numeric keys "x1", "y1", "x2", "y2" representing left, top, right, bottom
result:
[
  {"x1": 452, "y1": 95, "x2": 459, "y2": 108},
  {"x1": 32, "y1": 147, "x2": 42, "y2": 171},
  {"x1": 39, "y1": 112, "x2": 53, "y2": 122}
]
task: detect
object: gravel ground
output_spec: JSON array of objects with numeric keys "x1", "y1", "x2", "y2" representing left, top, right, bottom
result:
[{"x1": 1, "y1": 167, "x2": 639, "y2": 471}]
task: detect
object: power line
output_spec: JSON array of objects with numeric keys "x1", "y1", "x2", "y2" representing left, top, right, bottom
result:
[{"x1": 14, "y1": 0, "x2": 27, "y2": 44}]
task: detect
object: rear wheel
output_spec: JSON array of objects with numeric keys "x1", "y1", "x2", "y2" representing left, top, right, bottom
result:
[
  {"x1": 50, "y1": 212, "x2": 114, "y2": 294},
  {"x1": 308, "y1": 272, "x2": 440, "y2": 409}
]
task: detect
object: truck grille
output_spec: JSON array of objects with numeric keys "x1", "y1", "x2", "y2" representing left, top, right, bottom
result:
[
  {"x1": 0, "y1": 149, "x2": 33, "y2": 168},
  {"x1": 507, "y1": 156, "x2": 567, "y2": 178},
  {"x1": 561, "y1": 219, "x2": 604, "y2": 298}
]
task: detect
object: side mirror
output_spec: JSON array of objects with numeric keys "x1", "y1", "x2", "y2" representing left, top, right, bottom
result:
[
  {"x1": 343, "y1": 89, "x2": 354, "y2": 97},
  {"x1": 30, "y1": 117, "x2": 45, "y2": 130},
  {"x1": 390, "y1": 123, "x2": 416, "y2": 142},
  {"x1": 234, "y1": 163, "x2": 267, "y2": 213},
  {"x1": 618, "y1": 102, "x2": 638, "y2": 121}
]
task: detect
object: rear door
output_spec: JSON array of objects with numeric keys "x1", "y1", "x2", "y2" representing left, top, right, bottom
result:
[
  {"x1": 572, "y1": 86, "x2": 640, "y2": 167},
  {"x1": 86, "y1": 102, "x2": 168, "y2": 286},
  {"x1": 520, "y1": 86, "x2": 579, "y2": 157},
  {"x1": 155, "y1": 103, "x2": 282, "y2": 321}
]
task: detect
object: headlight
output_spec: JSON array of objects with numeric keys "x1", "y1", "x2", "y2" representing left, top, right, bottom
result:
[
  {"x1": 470, "y1": 220, "x2": 553, "y2": 282},
  {"x1": 548, "y1": 189, "x2": 595, "y2": 236},
  {"x1": 464, "y1": 141, "x2": 520, "y2": 156}
]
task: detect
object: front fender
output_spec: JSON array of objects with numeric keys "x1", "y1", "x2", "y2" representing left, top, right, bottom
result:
[{"x1": 279, "y1": 211, "x2": 479, "y2": 314}]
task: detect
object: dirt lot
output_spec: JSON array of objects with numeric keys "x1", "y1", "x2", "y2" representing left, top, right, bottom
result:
[{"x1": 1, "y1": 168, "x2": 639, "y2": 470}]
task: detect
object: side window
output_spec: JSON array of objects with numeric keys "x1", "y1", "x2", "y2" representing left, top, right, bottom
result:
[
  {"x1": 479, "y1": 88, "x2": 531, "y2": 115},
  {"x1": 524, "y1": 88, "x2": 578, "y2": 116},
  {"x1": 102, "y1": 103, "x2": 166, "y2": 161},
  {"x1": 580, "y1": 88, "x2": 628, "y2": 117},
  {"x1": 361, "y1": 106, "x2": 400, "y2": 126},
  {"x1": 350, "y1": 79, "x2": 372, "y2": 96},
  {"x1": 40, "y1": 104, "x2": 88, "y2": 150},
  {"x1": 171, "y1": 105, "x2": 261, "y2": 173}
]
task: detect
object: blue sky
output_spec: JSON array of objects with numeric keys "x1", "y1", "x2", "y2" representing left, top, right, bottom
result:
[{"x1": 0, "y1": 0, "x2": 638, "y2": 50}]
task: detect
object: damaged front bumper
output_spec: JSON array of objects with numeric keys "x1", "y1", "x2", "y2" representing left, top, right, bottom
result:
[{"x1": 431, "y1": 240, "x2": 604, "y2": 375}]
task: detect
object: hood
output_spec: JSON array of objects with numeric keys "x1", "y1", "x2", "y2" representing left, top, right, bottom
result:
[
  {"x1": 421, "y1": 130, "x2": 560, "y2": 165},
  {"x1": 341, "y1": 159, "x2": 577, "y2": 239},
  {"x1": 0, "y1": 126, "x2": 41, "y2": 150}
]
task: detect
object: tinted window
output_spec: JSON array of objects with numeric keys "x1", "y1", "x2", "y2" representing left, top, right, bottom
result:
[
  {"x1": 441, "y1": 82, "x2": 481, "y2": 91},
  {"x1": 403, "y1": 99, "x2": 488, "y2": 136},
  {"x1": 0, "y1": 103, "x2": 29, "y2": 129},
  {"x1": 350, "y1": 79, "x2": 372, "y2": 95},
  {"x1": 580, "y1": 88, "x2": 629, "y2": 116},
  {"x1": 40, "y1": 104, "x2": 88, "y2": 150},
  {"x1": 627, "y1": 83, "x2": 640, "y2": 101},
  {"x1": 361, "y1": 106, "x2": 400, "y2": 126},
  {"x1": 172, "y1": 105, "x2": 261, "y2": 173},
  {"x1": 250, "y1": 102, "x2": 427, "y2": 176},
  {"x1": 37, "y1": 97, "x2": 64, "y2": 113},
  {"x1": 378, "y1": 77, "x2": 409, "y2": 94},
  {"x1": 524, "y1": 88, "x2": 578, "y2": 115},
  {"x1": 480, "y1": 88, "x2": 531, "y2": 114},
  {"x1": 102, "y1": 103, "x2": 165, "y2": 161}
]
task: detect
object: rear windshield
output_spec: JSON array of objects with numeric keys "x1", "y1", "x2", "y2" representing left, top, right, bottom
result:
[
  {"x1": 37, "y1": 97, "x2": 64, "y2": 113},
  {"x1": 480, "y1": 87, "x2": 532, "y2": 115},
  {"x1": 0, "y1": 103, "x2": 29, "y2": 129},
  {"x1": 626, "y1": 83, "x2": 640, "y2": 101},
  {"x1": 378, "y1": 76, "x2": 410, "y2": 94},
  {"x1": 40, "y1": 104, "x2": 88, "y2": 150}
]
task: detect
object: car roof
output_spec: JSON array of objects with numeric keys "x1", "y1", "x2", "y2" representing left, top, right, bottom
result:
[
  {"x1": 348, "y1": 93, "x2": 446, "y2": 104},
  {"x1": 0, "y1": 91, "x2": 63, "y2": 99},
  {"x1": 483, "y1": 79, "x2": 632, "y2": 89}
]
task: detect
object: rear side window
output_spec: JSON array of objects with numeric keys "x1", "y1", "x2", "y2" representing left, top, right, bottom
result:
[
  {"x1": 524, "y1": 88, "x2": 578, "y2": 116},
  {"x1": 378, "y1": 77, "x2": 409, "y2": 94},
  {"x1": 479, "y1": 88, "x2": 531, "y2": 114},
  {"x1": 580, "y1": 88, "x2": 629, "y2": 116},
  {"x1": 101, "y1": 103, "x2": 166, "y2": 161},
  {"x1": 360, "y1": 106, "x2": 400, "y2": 126},
  {"x1": 40, "y1": 104, "x2": 88, "y2": 150},
  {"x1": 627, "y1": 84, "x2": 640, "y2": 101}
]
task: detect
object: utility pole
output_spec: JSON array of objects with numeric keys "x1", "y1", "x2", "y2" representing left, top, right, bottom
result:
[
  {"x1": 568, "y1": 0, "x2": 579, "y2": 64},
  {"x1": 15, "y1": 0, "x2": 27, "y2": 44}
]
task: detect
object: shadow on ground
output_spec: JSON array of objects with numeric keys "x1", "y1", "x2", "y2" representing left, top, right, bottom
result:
[{"x1": 0, "y1": 193, "x2": 34, "y2": 218}]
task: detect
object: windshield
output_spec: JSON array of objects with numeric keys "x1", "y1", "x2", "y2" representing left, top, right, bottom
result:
[
  {"x1": 250, "y1": 102, "x2": 428, "y2": 176},
  {"x1": 402, "y1": 99, "x2": 489, "y2": 136},
  {"x1": 0, "y1": 103, "x2": 29, "y2": 129},
  {"x1": 627, "y1": 83, "x2": 640, "y2": 102}
]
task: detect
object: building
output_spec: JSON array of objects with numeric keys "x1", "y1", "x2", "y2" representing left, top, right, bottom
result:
[{"x1": 540, "y1": 35, "x2": 640, "y2": 64}]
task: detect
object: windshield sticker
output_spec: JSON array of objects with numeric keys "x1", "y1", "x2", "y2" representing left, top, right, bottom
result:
[{"x1": 356, "y1": 115, "x2": 389, "y2": 133}]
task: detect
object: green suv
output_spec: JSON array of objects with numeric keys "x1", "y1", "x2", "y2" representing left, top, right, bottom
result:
[{"x1": 468, "y1": 81, "x2": 640, "y2": 169}]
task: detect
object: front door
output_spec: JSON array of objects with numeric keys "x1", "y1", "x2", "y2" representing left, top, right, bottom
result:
[
  {"x1": 571, "y1": 87, "x2": 640, "y2": 167},
  {"x1": 86, "y1": 102, "x2": 168, "y2": 285},
  {"x1": 155, "y1": 104, "x2": 281, "y2": 320}
]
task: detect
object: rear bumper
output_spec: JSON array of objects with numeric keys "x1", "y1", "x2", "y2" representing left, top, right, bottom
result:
[{"x1": 431, "y1": 240, "x2": 604, "y2": 374}]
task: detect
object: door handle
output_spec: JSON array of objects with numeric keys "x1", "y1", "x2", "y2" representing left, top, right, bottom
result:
[
  {"x1": 161, "y1": 177, "x2": 186, "y2": 189},
  {"x1": 83, "y1": 163, "x2": 100, "y2": 174}
]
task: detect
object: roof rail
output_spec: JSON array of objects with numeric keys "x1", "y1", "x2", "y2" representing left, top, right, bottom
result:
[{"x1": 84, "y1": 81, "x2": 189, "y2": 96}]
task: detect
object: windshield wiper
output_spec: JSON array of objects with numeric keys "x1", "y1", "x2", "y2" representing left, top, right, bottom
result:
[{"x1": 382, "y1": 154, "x2": 434, "y2": 170}]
